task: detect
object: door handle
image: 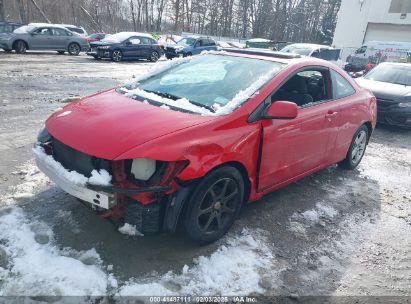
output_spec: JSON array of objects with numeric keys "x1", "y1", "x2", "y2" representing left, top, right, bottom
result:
[{"x1": 325, "y1": 111, "x2": 338, "y2": 120}]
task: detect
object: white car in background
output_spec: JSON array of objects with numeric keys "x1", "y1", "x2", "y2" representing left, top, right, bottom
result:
[
  {"x1": 281, "y1": 43, "x2": 342, "y2": 65},
  {"x1": 60, "y1": 24, "x2": 88, "y2": 37}
]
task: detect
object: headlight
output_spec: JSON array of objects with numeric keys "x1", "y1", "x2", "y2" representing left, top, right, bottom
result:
[
  {"x1": 131, "y1": 158, "x2": 156, "y2": 181},
  {"x1": 398, "y1": 102, "x2": 411, "y2": 108},
  {"x1": 99, "y1": 46, "x2": 111, "y2": 49},
  {"x1": 37, "y1": 126, "x2": 51, "y2": 143}
]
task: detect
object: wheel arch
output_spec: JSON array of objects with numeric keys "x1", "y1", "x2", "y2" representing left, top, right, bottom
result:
[{"x1": 13, "y1": 39, "x2": 29, "y2": 50}]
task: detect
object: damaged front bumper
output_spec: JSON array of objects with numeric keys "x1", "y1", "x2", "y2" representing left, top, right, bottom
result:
[{"x1": 34, "y1": 147, "x2": 116, "y2": 209}]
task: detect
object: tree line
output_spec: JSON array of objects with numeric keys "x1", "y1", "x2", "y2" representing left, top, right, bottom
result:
[{"x1": 1, "y1": 0, "x2": 341, "y2": 44}]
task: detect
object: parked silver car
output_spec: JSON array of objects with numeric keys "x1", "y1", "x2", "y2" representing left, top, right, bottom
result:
[{"x1": 0, "y1": 24, "x2": 89, "y2": 55}]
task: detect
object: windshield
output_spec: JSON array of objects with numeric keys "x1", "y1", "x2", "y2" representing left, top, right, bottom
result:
[
  {"x1": 102, "y1": 32, "x2": 131, "y2": 43},
  {"x1": 14, "y1": 25, "x2": 34, "y2": 34},
  {"x1": 364, "y1": 64, "x2": 411, "y2": 86},
  {"x1": 118, "y1": 54, "x2": 284, "y2": 115},
  {"x1": 177, "y1": 38, "x2": 196, "y2": 46},
  {"x1": 280, "y1": 45, "x2": 314, "y2": 56}
]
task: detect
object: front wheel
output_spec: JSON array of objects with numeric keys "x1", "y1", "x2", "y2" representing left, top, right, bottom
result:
[
  {"x1": 111, "y1": 50, "x2": 123, "y2": 62},
  {"x1": 68, "y1": 43, "x2": 80, "y2": 55},
  {"x1": 183, "y1": 166, "x2": 244, "y2": 244},
  {"x1": 339, "y1": 125, "x2": 369, "y2": 170},
  {"x1": 14, "y1": 40, "x2": 27, "y2": 54},
  {"x1": 149, "y1": 51, "x2": 159, "y2": 62}
]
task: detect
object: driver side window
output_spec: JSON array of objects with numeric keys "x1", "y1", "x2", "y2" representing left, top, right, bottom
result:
[
  {"x1": 271, "y1": 69, "x2": 331, "y2": 108},
  {"x1": 128, "y1": 37, "x2": 141, "y2": 45},
  {"x1": 35, "y1": 28, "x2": 52, "y2": 35}
]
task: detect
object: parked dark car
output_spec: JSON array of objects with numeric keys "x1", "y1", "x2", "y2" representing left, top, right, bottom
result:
[
  {"x1": 86, "y1": 33, "x2": 106, "y2": 43},
  {"x1": 165, "y1": 36, "x2": 217, "y2": 59},
  {"x1": 0, "y1": 24, "x2": 88, "y2": 55},
  {"x1": 356, "y1": 62, "x2": 411, "y2": 129},
  {"x1": 0, "y1": 22, "x2": 23, "y2": 34},
  {"x1": 87, "y1": 32, "x2": 163, "y2": 62}
]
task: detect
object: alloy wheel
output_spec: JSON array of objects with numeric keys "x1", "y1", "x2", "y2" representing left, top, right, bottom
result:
[
  {"x1": 150, "y1": 51, "x2": 159, "y2": 62},
  {"x1": 68, "y1": 43, "x2": 80, "y2": 55},
  {"x1": 197, "y1": 178, "x2": 240, "y2": 234},
  {"x1": 112, "y1": 50, "x2": 123, "y2": 62},
  {"x1": 17, "y1": 41, "x2": 26, "y2": 54},
  {"x1": 351, "y1": 130, "x2": 367, "y2": 165}
]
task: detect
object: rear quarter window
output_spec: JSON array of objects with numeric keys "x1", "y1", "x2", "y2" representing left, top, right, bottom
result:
[{"x1": 331, "y1": 70, "x2": 356, "y2": 99}]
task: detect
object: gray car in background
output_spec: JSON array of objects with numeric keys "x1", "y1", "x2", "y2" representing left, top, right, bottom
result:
[{"x1": 0, "y1": 24, "x2": 89, "y2": 55}]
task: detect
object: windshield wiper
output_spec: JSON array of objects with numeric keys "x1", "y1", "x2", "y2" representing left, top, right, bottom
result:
[{"x1": 142, "y1": 89, "x2": 215, "y2": 113}]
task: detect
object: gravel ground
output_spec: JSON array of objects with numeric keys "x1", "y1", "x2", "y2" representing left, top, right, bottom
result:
[{"x1": 0, "y1": 51, "x2": 410, "y2": 301}]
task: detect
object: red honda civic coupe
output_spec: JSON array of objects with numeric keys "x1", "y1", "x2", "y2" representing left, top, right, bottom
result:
[{"x1": 34, "y1": 49, "x2": 377, "y2": 243}]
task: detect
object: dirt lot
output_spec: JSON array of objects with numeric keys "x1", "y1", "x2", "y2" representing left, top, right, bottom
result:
[{"x1": 0, "y1": 51, "x2": 410, "y2": 300}]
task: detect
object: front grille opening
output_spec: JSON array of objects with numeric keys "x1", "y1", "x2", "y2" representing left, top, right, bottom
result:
[{"x1": 51, "y1": 137, "x2": 112, "y2": 177}]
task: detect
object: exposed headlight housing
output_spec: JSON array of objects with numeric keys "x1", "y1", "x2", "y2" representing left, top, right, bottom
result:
[
  {"x1": 398, "y1": 102, "x2": 411, "y2": 108},
  {"x1": 131, "y1": 158, "x2": 156, "y2": 181},
  {"x1": 37, "y1": 126, "x2": 51, "y2": 143}
]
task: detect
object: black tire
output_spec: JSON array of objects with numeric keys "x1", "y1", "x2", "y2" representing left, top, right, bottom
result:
[
  {"x1": 183, "y1": 166, "x2": 244, "y2": 244},
  {"x1": 186, "y1": 52, "x2": 192, "y2": 57},
  {"x1": 339, "y1": 125, "x2": 369, "y2": 170},
  {"x1": 4, "y1": 49, "x2": 12, "y2": 53},
  {"x1": 149, "y1": 51, "x2": 159, "y2": 62},
  {"x1": 68, "y1": 43, "x2": 81, "y2": 55},
  {"x1": 14, "y1": 40, "x2": 27, "y2": 54},
  {"x1": 57, "y1": 51, "x2": 65, "y2": 55},
  {"x1": 111, "y1": 50, "x2": 123, "y2": 62}
]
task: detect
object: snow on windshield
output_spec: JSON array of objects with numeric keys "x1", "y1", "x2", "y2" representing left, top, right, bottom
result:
[{"x1": 119, "y1": 53, "x2": 284, "y2": 116}]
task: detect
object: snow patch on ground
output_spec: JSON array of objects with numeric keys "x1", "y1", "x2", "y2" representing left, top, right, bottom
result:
[
  {"x1": 118, "y1": 229, "x2": 274, "y2": 296},
  {"x1": 288, "y1": 202, "x2": 338, "y2": 237},
  {"x1": 1, "y1": 162, "x2": 49, "y2": 207},
  {"x1": 0, "y1": 207, "x2": 116, "y2": 296},
  {"x1": 118, "y1": 223, "x2": 144, "y2": 237},
  {"x1": 33, "y1": 145, "x2": 112, "y2": 186}
]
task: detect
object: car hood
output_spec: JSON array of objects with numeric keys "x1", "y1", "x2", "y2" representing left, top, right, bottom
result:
[
  {"x1": 46, "y1": 89, "x2": 215, "y2": 160},
  {"x1": 356, "y1": 77, "x2": 411, "y2": 102},
  {"x1": 90, "y1": 41, "x2": 117, "y2": 47}
]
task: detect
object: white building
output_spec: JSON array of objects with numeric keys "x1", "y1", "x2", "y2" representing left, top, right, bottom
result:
[{"x1": 333, "y1": 0, "x2": 411, "y2": 50}]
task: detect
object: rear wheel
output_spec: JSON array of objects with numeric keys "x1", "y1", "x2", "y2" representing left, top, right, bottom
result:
[
  {"x1": 339, "y1": 125, "x2": 369, "y2": 170},
  {"x1": 14, "y1": 40, "x2": 27, "y2": 54},
  {"x1": 183, "y1": 166, "x2": 244, "y2": 244},
  {"x1": 149, "y1": 51, "x2": 159, "y2": 62},
  {"x1": 68, "y1": 43, "x2": 80, "y2": 55},
  {"x1": 111, "y1": 50, "x2": 123, "y2": 62}
]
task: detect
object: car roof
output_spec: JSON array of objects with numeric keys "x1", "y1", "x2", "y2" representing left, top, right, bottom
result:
[
  {"x1": 286, "y1": 43, "x2": 334, "y2": 50},
  {"x1": 28, "y1": 23, "x2": 68, "y2": 30},
  {"x1": 221, "y1": 48, "x2": 341, "y2": 67}
]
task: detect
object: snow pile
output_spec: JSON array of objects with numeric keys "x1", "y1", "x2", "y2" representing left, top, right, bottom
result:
[
  {"x1": 288, "y1": 202, "x2": 338, "y2": 236},
  {"x1": 33, "y1": 145, "x2": 112, "y2": 187},
  {"x1": 118, "y1": 223, "x2": 144, "y2": 237},
  {"x1": 124, "y1": 88, "x2": 211, "y2": 115},
  {"x1": 118, "y1": 229, "x2": 273, "y2": 296},
  {"x1": 0, "y1": 208, "x2": 116, "y2": 296}
]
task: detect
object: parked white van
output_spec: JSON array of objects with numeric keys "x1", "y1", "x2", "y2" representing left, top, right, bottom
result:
[{"x1": 345, "y1": 41, "x2": 411, "y2": 71}]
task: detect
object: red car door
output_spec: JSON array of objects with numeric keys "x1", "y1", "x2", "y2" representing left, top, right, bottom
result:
[{"x1": 258, "y1": 68, "x2": 342, "y2": 192}]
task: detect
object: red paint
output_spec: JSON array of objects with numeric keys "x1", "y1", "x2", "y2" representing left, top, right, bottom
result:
[{"x1": 45, "y1": 55, "x2": 377, "y2": 206}]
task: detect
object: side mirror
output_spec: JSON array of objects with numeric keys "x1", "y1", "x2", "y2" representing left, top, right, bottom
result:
[
  {"x1": 125, "y1": 41, "x2": 132, "y2": 46},
  {"x1": 31, "y1": 32, "x2": 38, "y2": 36},
  {"x1": 263, "y1": 101, "x2": 298, "y2": 120}
]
